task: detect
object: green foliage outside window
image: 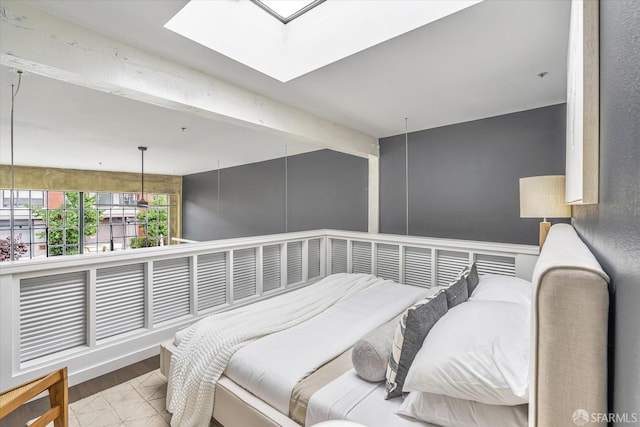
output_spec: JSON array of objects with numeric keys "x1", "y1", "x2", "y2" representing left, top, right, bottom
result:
[
  {"x1": 133, "y1": 194, "x2": 168, "y2": 248},
  {"x1": 32, "y1": 193, "x2": 104, "y2": 256}
]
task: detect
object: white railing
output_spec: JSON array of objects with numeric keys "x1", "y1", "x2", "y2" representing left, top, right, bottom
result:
[
  {"x1": 171, "y1": 237, "x2": 199, "y2": 244},
  {"x1": 0, "y1": 229, "x2": 538, "y2": 390}
]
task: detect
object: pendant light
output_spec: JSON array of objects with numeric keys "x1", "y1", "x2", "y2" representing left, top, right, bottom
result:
[{"x1": 137, "y1": 146, "x2": 148, "y2": 208}]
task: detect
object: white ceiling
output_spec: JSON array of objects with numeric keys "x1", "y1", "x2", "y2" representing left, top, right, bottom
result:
[
  {"x1": 0, "y1": 0, "x2": 571, "y2": 175},
  {"x1": 0, "y1": 66, "x2": 317, "y2": 175}
]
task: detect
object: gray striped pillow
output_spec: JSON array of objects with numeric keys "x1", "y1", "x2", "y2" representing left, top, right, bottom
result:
[
  {"x1": 385, "y1": 290, "x2": 448, "y2": 399},
  {"x1": 457, "y1": 263, "x2": 480, "y2": 296}
]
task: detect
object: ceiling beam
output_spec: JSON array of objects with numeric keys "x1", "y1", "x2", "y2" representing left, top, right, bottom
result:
[{"x1": 0, "y1": 2, "x2": 378, "y2": 159}]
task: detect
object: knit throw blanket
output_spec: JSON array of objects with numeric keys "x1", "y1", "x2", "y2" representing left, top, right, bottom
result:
[{"x1": 166, "y1": 273, "x2": 388, "y2": 426}]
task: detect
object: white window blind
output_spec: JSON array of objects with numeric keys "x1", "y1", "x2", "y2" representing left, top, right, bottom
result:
[
  {"x1": 375, "y1": 243, "x2": 400, "y2": 281},
  {"x1": 307, "y1": 238, "x2": 321, "y2": 279},
  {"x1": 263, "y1": 245, "x2": 282, "y2": 292},
  {"x1": 96, "y1": 264, "x2": 145, "y2": 340},
  {"x1": 197, "y1": 252, "x2": 227, "y2": 311},
  {"x1": 153, "y1": 257, "x2": 190, "y2": 323},
  {"x1": 287, "y1": 241, "x2": 303, "y2": 285},
  {"x1": 475, "y1": 254, "x2": 516, "y2": 276},
  {"x1": 331, "y1": 239, "x2": 348, "y2": 274},
  {"x1": 352, "y1": 241, "x2": 372, "y2": 274},
  {"x1": 233, "y1": 248, "x2": 257, "y2": 300},
  {"x1": 404, "y1": 246, "x2": 432, "y2": 288},
  {"x1": 20, "y1": 272, "x2": 87, "y2": 362},
  {"x1": 436, "y1": 250, "x2": 469, "y2": 287}
]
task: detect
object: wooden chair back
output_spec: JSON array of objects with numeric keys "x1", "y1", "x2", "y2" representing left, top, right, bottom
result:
[{"x1": 0, "y1": 367, "x2": 68, "y2": 427}]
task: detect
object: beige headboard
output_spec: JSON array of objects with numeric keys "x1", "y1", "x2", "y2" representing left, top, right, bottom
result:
[{"x1": 529, "y1": 224, "x2": 610, "y2": 427}]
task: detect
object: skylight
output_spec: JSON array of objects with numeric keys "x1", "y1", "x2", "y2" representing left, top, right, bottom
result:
[
  {"x1": 165, "y1": 0, "x2": 483, "y2": 82},
  {"x1": 252, "y1": 0, "x2": 326, "y2": 24}
]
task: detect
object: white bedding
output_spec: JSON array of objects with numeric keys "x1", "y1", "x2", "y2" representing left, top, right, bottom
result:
[
  {"x1": 226, "y1": 281, "x2": 433, "y2": 414},
  {"x1": 167, "y1": 273, "x2": 395, "y2": 427},
  {"x1": 307, "y1": 369, "x2": 436, "y2": 427}
]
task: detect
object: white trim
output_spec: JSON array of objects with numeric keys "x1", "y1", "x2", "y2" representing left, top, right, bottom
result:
[
  {"x1": 145, "y1": 262, "x2": 153, "y2": 329},
  {"x1": 88, "y1": 269, "x2": 97, "y2": 348},
  {"x1": 190, "y1": 255, "x2": 198, "y2": 315}
]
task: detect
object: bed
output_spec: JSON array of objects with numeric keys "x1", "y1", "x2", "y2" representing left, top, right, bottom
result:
[{"x1": 160, "y1": 224, "x2": 609, "y2": 427}]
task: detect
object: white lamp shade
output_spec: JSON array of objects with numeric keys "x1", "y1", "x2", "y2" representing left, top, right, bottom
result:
[{"x1": 519, "y1": 175, "x2": 572, "y2": 218}]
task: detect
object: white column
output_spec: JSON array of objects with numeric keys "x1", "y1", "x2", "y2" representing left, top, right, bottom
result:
[{"x1": 368, "y1": 156, "x2": 380, "y2": 233}]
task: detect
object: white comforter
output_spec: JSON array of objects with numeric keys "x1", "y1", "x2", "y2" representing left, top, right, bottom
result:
[
  {"x1": 167, "y1": 273, "x2": 395, "y2": 427},
  {"x1": 226, "y1": 281, "x2": 431, "y2": 414}
]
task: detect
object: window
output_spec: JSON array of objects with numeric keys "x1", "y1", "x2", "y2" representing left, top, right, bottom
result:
[
  {"x1": 0, "y1": 190, "x2": 170, "y2": 261},
  {"x1": 1, "y1": 190, "x2": 44, "y2": 208},
  {"x1": 251, "y1": 0, "x2": 325, "y2": 24}
]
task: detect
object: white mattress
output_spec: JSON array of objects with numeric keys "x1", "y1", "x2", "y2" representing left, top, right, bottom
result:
[
  {"x1": 225, "y1": 282, "x2": 434, "y2": 414},
  {"x1": 306, "y1": 369, "x2": 436, "y2": 427}
]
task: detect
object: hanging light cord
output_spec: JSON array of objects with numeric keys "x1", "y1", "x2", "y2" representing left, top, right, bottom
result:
[
  {"x1": 217, "y1": 160, "x2": 221, "y2": 216},
  {"x1": 405, "y1": 117, "x2": 409, "y2": 236},
  {"x1": 217, "y1": 160, "x2": 220, "y2": 237},
  {"x1": 9, "y1": 71, "x2": 23, "y2": 261},
  {"x1": 285, "y1": 145, "x2": 288, "y2": 233},
  {"x1": 141, "y1": 149, "x2": 145, "y2": 198}
]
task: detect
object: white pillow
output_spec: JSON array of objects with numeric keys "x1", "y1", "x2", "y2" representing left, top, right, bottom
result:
[
  {"x1": 397, "y1": 391, "x2": 528, "y2": 427},
  {"x1": 403, "y1": 300, "x2": 529, "y2": 405},
  {"x1": 469, "y1": 274, "x2": 532, "y2": 306}
]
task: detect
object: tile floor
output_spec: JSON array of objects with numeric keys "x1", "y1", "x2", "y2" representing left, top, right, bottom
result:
[{"x1": 36, "y1": 370, "x2": 172, "y2": 427}]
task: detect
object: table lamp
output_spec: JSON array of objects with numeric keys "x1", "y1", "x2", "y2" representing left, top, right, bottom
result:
[{"x1": 519, "y1": 175, "x2": 572, "y2": 247}]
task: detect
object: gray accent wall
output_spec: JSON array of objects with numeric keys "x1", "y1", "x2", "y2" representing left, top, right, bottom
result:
[
  {"x1": 380, "y1": 104, "x2": 567, "y2": 245},
  {"x1": 287, "y1": 149, "x2": 368, "y2": 232},
  {"x1": 573, "y1": 0, "x2": 640, "y2": 421},
  {"x1": 182, "y1": 149, "x2": 368, "y2": 240}
]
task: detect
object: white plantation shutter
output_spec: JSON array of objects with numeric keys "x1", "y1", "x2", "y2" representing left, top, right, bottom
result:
[
  {"x1": 263, "y1": 245, "x2": 282, "y2": 292},
  {"x1": 198, "y1": 252, "x2": 227, "y2": 311},
  {"x1": 331, "y1": 239, "x2": 348, "y2": 274},
  {"x1": 404, "y1": 246, "x2": 432, "y2": 288},
  {"x1": 375, "y1": 244, "x2": 400, "y2": 281},
  {"x1": 287, "y1": 241, "x2": 303, "y2": 285},
  {"x1": 96, "y1": 264, "x2": 145, "y2": 340},
  {"x1": 233, "y1": 248, "x2": 257, "y2": 300},
  {"x1": 307, "y1": 238, "x2": 321, "y2": 279},
  {"x1": 475, "y1": 254, "x2": 516, "y2": 276},
  {"x1": 436, "y1": 250, "x2": 469, "y2": 287},
  {"x1": 153, "y1": 257, "x2": 191, "y2": 323},
  {"x1": 20, "y1": 272, "x2": 87, "y2": 362},
  {"x1": 352, "y1": 241, "x2": 372, "y2": 274}
]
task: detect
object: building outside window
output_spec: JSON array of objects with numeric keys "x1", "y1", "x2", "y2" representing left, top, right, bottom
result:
[{"x1": 0, "y1": 190, "x2": 170, "y2": 261}]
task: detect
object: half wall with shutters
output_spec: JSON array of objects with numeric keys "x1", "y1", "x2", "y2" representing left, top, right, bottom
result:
[
  {"x1": 153, "y1": 257, "x2": 191, "y2": 323},
  {"x1": 351, "y1": 241, "x2": 372, "y2": 274},
  {"x1": 376, "y1": 243, "x2": 400, "y2": 281},
  {"x1": 287, "y1": 241, "x2": 303, "y2": 285},
  {"x1": 475, "y1": 254, "x2": 516, "y2": 277},
  {"x1": 436, "y1": 250, "x2": 469, "y2": 287},
  {"x1": 263, "y1": 245, "x2": 282, "y2": 292},
  {"x1": 96, "y1": 264, "x2": 145, "y2": 340},
  {"x1": 20, "y1": 272, "x2": 87, "y2": 362},
  {"x1": 404, "y1": 246, "x2": 432, "y2": 288},
  {"x1": 233, "y1": 248, "x2": 257, "y2": 300},
  {"x1": 331, "y1": 239, "x2": 348, "y2": 274},
  {"x1": 198, "y1": 252, "x2": 227, "y2": 311},
  {"x1": 308, "y1": 238, "x2": 321, "y2": 279}
]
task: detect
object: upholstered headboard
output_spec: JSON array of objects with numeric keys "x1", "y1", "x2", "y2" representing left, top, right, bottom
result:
[{"x1": 529, "y1": 224, "x2": 609, "y2": 427}]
